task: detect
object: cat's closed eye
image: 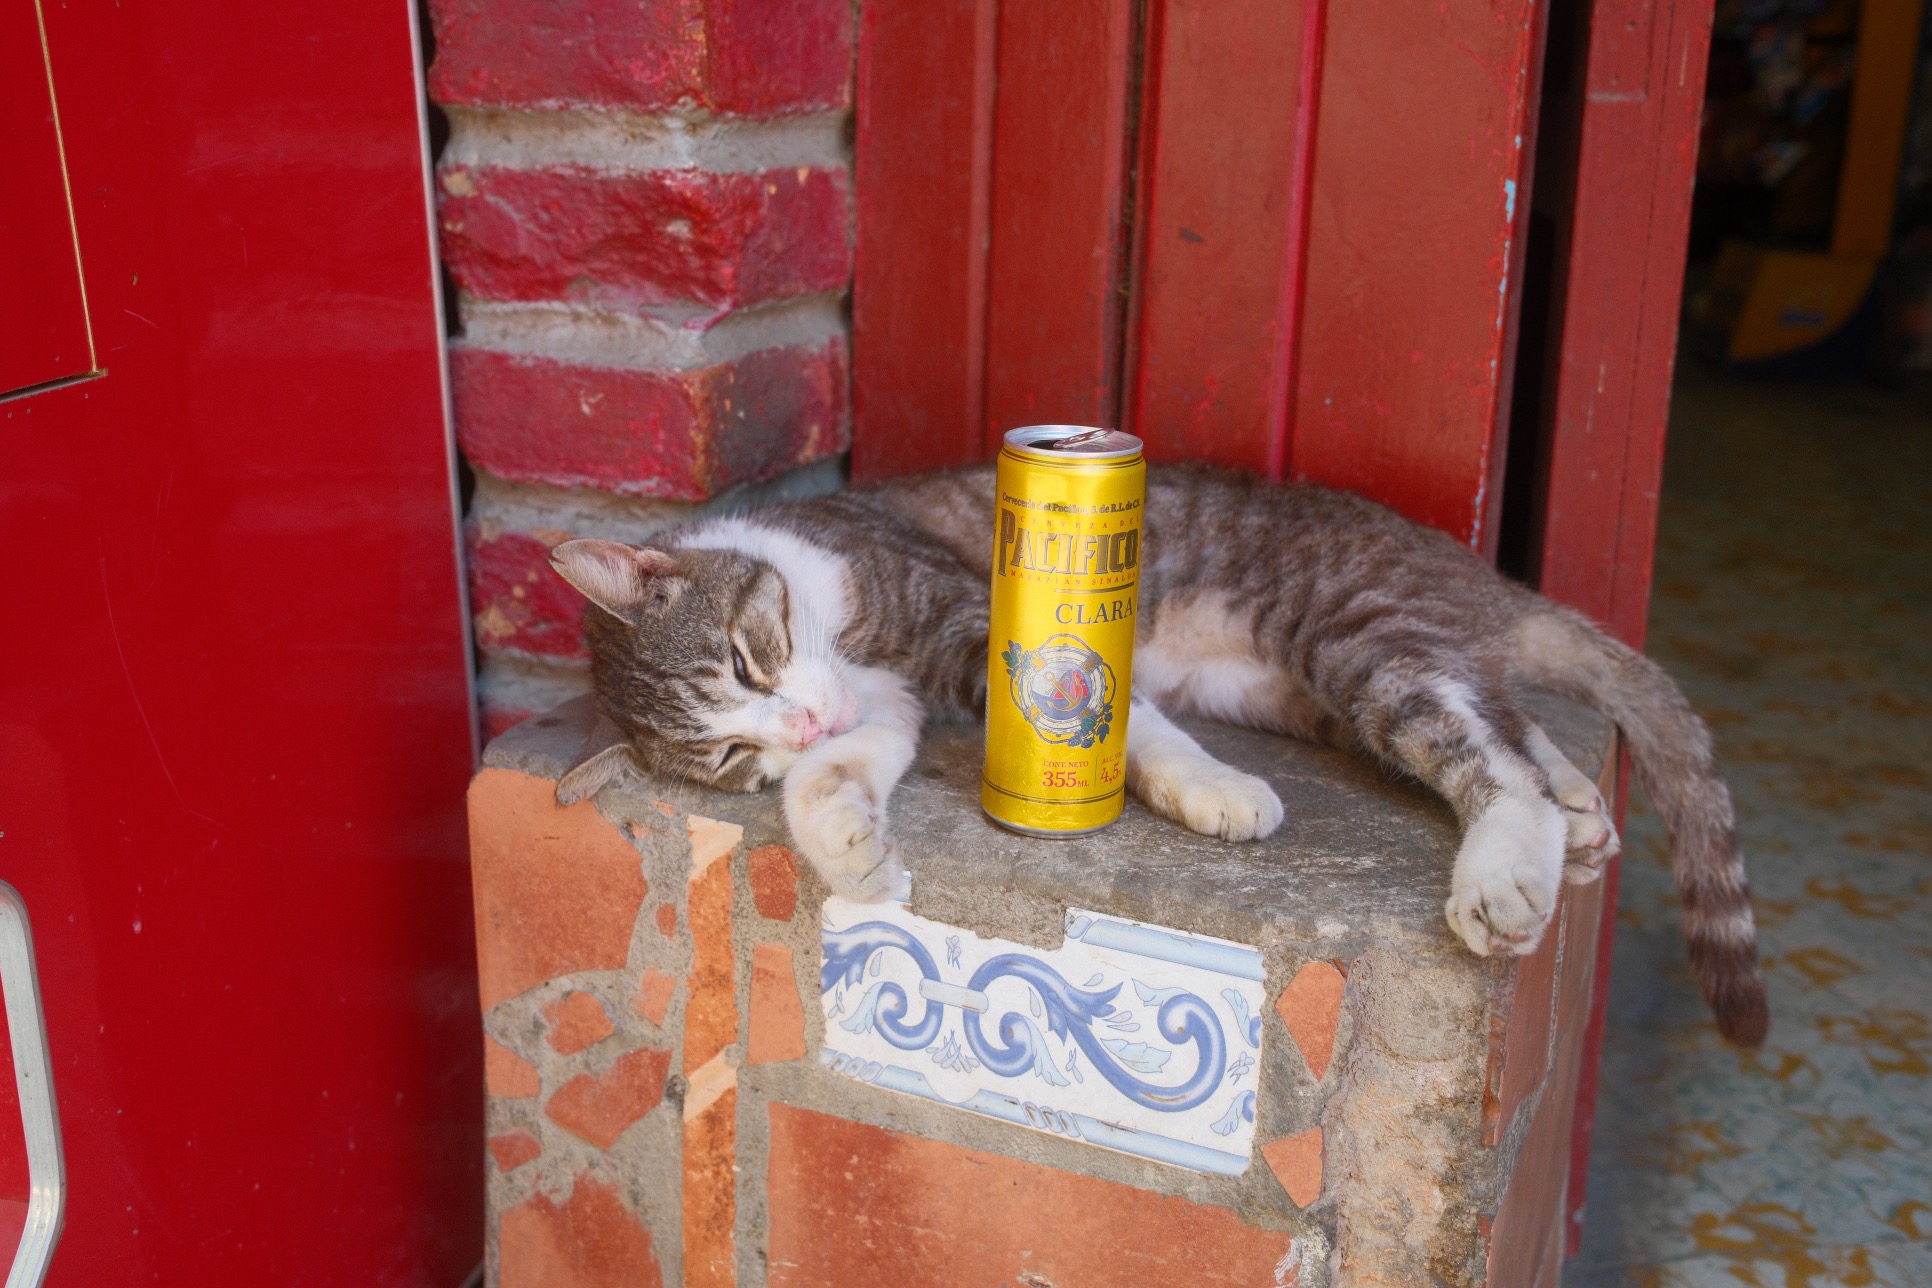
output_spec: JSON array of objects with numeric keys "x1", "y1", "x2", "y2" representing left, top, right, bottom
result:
[
  {"x1": 717, "y1": 742, "x2": 755, "y2": 769},
  {"x1": 730, "y1": 643, "x2": 754, "y2": 688}
]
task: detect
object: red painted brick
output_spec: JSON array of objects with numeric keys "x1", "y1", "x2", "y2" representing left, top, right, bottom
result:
[
  {"x1": 481, "y1": 701, "x2": 534, "y2": 742},
  {"x1": 1277, "y1": 960, "x2": 1346, "y2": 1083},
  {"x1": 499, "y1": 1173, "x2": 663, "y2": 1288},
  {"x1": 427, "y1": 0, "x2": 850, "y2": 115},
  {"x1": 488, "y1": 1129, "x2": 543, "y2": 1172},
  {"x1": 544, "y1": 990, "x2": 616, "y2": 1055},
  {"x1": 468, "y1": 768, "x2": 649, "y2": 1009},
  {"x1": 654, "y1": 902, "x2": 678, "y2": 937},
  {"x1": 485, "y1": 1035, "x2": 541, "y2": 1099},
  {"x1": 632, "y1": 965, "x2": 677, "y2": 1026},
  {"x1": 766, "y1": 1105, "x2": 1294, "y2": 1286},
  {"x1": 748, "y1": 942, "x2": 807, "y2": 1065},
  {"x1": 702, "y1": 0, "x2": 854, "y2": 115},
  {"x1": 451, "y1": 341, "x2": 849, "y2": 502},
  {"x1": 439, "y1": 166, "x2": 850, "y2": 315},
  {"x1": 747, "y1": 844, "x2": 799, "y2": 921},
  {"x1": 1261, "y1": 1127, "x2": 1324, "y2": 1208},
  {"x1": 545, "y1": 1046, "x2": 674, "y2": 1149},
  {"x1": 683, "y1": 1085, "x2": 737, "y2": 1288},
  {"x1": 470, "y1": 528, "x2": 590, "y2": 661}
]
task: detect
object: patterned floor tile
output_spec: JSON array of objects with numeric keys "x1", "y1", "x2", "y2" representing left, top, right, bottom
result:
[{"x1": 1571, "y1": 370, "x2": 1932, "y2": 1280}]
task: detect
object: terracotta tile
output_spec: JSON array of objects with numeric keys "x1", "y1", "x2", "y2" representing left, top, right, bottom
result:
[
  {"x1": 765, "y1": 1104, "x2": 1294, "y2": 1286},
  {"x1": 632, "y1": 965, "x2": 676, "y2": 1026},
  {"x1": 1276, "y1": 960, "x2": 1346, "y2": 1082},
  {"x1": 655, "y1": 903, "x2": 677, "y2": 937},
  {"x1": 488, "y1": 1130, "x2": 542, "y2": 1172},
  {"x1": 485, "y1": 1035, "x2": 540, "y2": 1099},
  {"x1": 684, "y1": 846, "x2": 739, "y2": 1075},
  {"x1": 544, "y1": 1046, "x2": 673, "y2": 1150},
  {"x1": 1261, "y1": 1126, "x2": 1324, "y2": 1208},
  {"x1": 499, "y1": 1173, "x2": 662, "y2": 1288},
  {"x1": 468, "y1": 768, "x2": 648, "y2": 1009},
  {"x1": 748, "y1": 844, "x2": 800, "y2": 921},
  {"x1": 748, "y1": 942, "x2": 808, "y2": 1065},
  {"x1": 544, "y1": 991, "x2": 616, "y2": 1055},
  {"x1": 683, "y1": 1084, "x2": 737, "y2": 1288}
]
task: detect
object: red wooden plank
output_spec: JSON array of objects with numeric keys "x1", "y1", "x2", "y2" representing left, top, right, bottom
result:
[
  {"x1": 981, "y1": 0, "x2": 1135, "y2": 448},
  {"x1": 1537, "y1": 0, "x2": 1709, "y2": 648},
  {"x1": 1266, "y1": 0, "x2": 1329, "y2": 481},
  {"x1": 1540, "y1": 0, "x2": 1715, "y2": 1257},
  {"x1": 0, "y1": 0, "x2": 94, "y2": 396},
  {"x1": 1123, "y1": 0, "x2": 1306, "y2": 470},
  {"x1": 1288, "y1": 0, "x2": 1544, "y2": 549},
  {"x1": 850, "y1": 0, "x2": 996, "y2": 479}
]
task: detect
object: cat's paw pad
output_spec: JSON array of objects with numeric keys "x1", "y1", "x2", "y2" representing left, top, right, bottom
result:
[
  {"x1": 1445, "y1": 800, "x2": 1563, "y2": 956},
  {"x1": 1138, "y1": 758, "x2": 1284, "y2": 842},
  {"x1": 1561, "y1": 801, "x2": 1620, "y2": 885},
  {"x1": 789, "y1": 772, "x2": 905, "y2": 903}
]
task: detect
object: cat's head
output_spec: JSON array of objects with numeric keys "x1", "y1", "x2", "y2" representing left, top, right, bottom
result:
[{"x1": 546, "y1": 538, "x2": 858, "y2": 801}]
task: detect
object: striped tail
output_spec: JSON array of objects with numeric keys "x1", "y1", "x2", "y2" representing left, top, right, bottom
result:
[{"x1": 1515, "y1": 607, "x2": 1769, "y2": 1046}]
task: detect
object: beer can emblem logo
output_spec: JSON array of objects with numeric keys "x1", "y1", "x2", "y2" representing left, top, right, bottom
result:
[{"x1": 1001, "y1": 633, "x2": 1117, "y2": 749}]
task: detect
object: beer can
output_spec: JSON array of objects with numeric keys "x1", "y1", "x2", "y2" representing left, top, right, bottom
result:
[{"x1": 982, "y1": 425, "x2": 1145, "y2": 836}]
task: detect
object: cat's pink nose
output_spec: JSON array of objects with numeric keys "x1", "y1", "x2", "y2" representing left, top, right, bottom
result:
[{"x1": 791, "y1": 712, "x2": 824, "y2": 748}]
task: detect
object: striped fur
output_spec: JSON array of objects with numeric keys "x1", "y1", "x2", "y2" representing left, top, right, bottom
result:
[{"x1": 552, "y1": 464, "x2": 1767, "y2": 1046}]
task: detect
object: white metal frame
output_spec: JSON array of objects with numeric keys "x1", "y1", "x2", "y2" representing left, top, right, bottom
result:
[{"x1": 0, "y1": 884, "x2": 63, "y2": 1288}]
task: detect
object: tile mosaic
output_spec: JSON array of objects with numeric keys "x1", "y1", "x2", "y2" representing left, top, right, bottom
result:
[{"x1": 818, "y1": 895, "x2": 1268, "y2": 1176}]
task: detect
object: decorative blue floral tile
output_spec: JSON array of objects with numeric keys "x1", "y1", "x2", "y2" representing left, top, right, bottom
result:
[{"x1": 818, "y1": 896, "x2": 1267, "y2": 1176}]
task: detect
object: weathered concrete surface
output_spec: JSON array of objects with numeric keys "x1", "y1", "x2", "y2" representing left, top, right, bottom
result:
[{"x1": 473, "y1": 694, "x2": 1614, "y2": 1287}]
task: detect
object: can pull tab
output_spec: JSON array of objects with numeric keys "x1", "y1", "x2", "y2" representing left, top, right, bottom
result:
[{"x1": 1040, "y1": 429, "x2": 1121, "y2": 452}]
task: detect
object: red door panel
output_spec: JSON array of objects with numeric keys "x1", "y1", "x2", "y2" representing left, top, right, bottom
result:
[
  {"x1": 0, "y1": 0, "x2": 94, "y2": 397},
  {"x1": 0, "y1": 1, "x2": 481, "y2": 1282},
  {"x1": 1287, "y1": 0, "x2": 1545, "y2": 548},
  {"x1": 1124, "y1": 0, "x2": 1308, "y2": 471},
  {"x1": 851, "y1": 0, "x2": 996, "y2": 478},
  {"x1": 852, "y1": 0, "x2": 1547, "y2": 557},
  {"x1": 982, "y1": 0, "x2": 1136, "y2": 450}
]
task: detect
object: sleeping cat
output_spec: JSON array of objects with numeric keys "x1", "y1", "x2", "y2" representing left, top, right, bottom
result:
[{"x1": 547, "y1": 465, "x2": 1769, "y2": 1046}]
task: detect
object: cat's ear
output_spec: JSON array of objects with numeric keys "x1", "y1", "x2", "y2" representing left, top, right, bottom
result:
[
  {"x1": 549, "y1": 540, "x2": 681, "y2": 622},
  {"x1": 556, "y1": 743, "x2": 636, "y2": 806}
]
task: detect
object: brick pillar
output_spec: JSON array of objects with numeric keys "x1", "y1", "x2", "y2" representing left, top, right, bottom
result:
[{"x1": 425, "y1": 0, "x2": 856, "y2": 735}]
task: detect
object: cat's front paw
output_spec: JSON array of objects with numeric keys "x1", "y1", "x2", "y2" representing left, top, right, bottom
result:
[
  {"x1": 1445, "y1": 797, "x2": 1565, "y2": 955},
  {"x1": 1135, "y1": 756, "x2": 1284, "y2": 841},
  {"x1": 785, "y1": 763, "x2": 906, "y2": 903}
]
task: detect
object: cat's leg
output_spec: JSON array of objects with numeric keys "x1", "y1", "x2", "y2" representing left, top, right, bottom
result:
[
  {"x1": 1523, "y1": 722, "x2": 1621, "y2": 884},
  {"x1": 1352, "y1": 667, "x2": 1567, "y2": 955},
  {"x1": 1126, "y1": 697, "x2": 1284, "y2": 841},
  {"x1": 783, "y1": 664, "x2": 923, "y2": 902}
]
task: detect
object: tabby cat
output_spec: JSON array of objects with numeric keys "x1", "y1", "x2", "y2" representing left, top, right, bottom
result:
[{"x1": 548, "y1": 465, "x2": 1768, "y2": 1046}]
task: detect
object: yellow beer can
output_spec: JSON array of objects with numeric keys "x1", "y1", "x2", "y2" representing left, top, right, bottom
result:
[{"x1": 982, "y1": 425, "x2": 1146, "y2": 836}]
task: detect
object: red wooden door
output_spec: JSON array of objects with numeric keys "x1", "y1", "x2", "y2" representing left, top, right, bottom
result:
[
  {"x1": 0, "y1": 1, "x2": 481, "y2": 1282},
  {"x1": 851, "y1": 0, "x2": 1548, "y2": 552}
]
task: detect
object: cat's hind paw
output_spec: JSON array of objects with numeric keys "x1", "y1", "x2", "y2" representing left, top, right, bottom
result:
[
  {"x1": 785, "y1": 763, "x2": 906, "y2": 903},
  {"x1": 1134, "y1": 756, "x2": 1284, "y2": 842},
  {"x1": 1561, "y1": 798, "x2": 1620, "y2": 886},
  {"x1": 1445, "y1": 796, "x2": 1564, "y2": 956}
]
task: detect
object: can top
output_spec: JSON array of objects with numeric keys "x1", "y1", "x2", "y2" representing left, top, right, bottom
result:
[{"x1": 1002, "y1": 424, "x2": 1144, "y2": 462}]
